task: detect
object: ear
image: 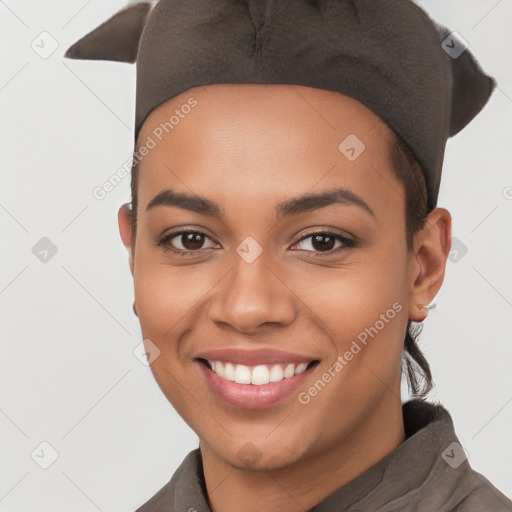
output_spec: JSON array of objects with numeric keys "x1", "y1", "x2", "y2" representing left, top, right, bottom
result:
[
  {"x1": 407, "y1": 207, "x2": 452, "y2": 322},
  {"x1": 64, "y1": 2, "x2": 156, "y2": 63},
  {"x1": 118, "y1": 203, "x2": 135, "y2": 276}
]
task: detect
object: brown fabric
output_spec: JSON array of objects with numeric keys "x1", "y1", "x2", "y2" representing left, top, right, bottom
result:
[
  {"x1": 64, "y1": 0, "x2": 496, "y2": 213},
  {"x1": 133, "y1": 400, "x2": 512, "y2": 511}
]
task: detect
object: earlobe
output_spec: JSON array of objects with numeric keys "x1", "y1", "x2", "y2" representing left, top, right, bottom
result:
[
  {"x1": 407, "y1": 208, "x2": 452, "y2": 322},
  {"x1": 118, "y1": 203, "x2": 134, "y2": 276}
]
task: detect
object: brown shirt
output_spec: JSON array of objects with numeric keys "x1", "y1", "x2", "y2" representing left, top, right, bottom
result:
[{"x1": 135, "y1": 400, "x2": 512, "y2": 511}]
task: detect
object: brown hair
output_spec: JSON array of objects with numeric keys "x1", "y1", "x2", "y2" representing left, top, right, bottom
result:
[
  {"x1": 128, "y1": 129, "x2": 433, "y2": 398},
  {"x1": 388, "y1": 131, "x2": 433, "y2": 399}
]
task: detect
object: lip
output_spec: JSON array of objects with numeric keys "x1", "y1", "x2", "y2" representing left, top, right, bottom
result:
[
  {"x1": 195, "y1": 348, "x2": 315, "y2": 366},
  {"x1": 195, "y1": 350, "x2": 319, "y2": 409}
]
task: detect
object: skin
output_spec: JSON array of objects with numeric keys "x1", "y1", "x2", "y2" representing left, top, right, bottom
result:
[{"x1": 118, "y1": 83, "x2": 451, "y2": 512}]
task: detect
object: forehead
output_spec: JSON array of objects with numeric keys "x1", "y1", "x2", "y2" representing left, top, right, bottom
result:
[
  {"x1": 136, "y1": 83, "x2": 401, "y2": 223},
  {"x1": 139, "y1": 83, "x2": 391, "y2": 145}
]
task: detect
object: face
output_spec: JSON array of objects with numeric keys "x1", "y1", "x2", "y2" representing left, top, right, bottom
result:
[{"x1": 119, "y1": 83, "x2": 440, "y2": 472}]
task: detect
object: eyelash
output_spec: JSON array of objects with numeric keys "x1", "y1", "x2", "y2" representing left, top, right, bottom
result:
[{"x1": 156, "y1": 228, "x2": 358, "y2": 257}]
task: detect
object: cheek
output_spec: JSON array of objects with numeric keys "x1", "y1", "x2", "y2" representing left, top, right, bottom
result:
[
  {"x1": 292, "y1": 243, "x2": 409, "y2": 381},
  {"x1": 134, "y1": 261, "x2": 212, "y2": 341},
  {"x1": 288, "y1": 248, "x2": 409, "y2": 434},
  {"x1": 295, "y1": 246, "x2": 408, "y2": 337},
  {"x1": 132, "y1": 254, "x2": 215, "y2": 422},
  {"x1": 133, "y1": 240, "x2": 188, "y2": 338}
]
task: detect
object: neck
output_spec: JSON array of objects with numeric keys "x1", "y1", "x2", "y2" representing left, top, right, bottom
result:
[{"x1": 200, "y1": 398, "x2": 406, "y2": 512}]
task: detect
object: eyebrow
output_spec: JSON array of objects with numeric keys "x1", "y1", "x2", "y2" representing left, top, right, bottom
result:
[{"x1": 145, "y1": 187, "x2": 376, "y2": 220}]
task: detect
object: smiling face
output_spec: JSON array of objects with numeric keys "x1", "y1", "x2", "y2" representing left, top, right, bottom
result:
[{"x1": 118, "y1": 83, "x2": 441, "y2": 477}]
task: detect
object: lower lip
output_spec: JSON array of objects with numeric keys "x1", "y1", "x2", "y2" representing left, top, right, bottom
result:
[{"x1": 198, "y1": 361, "x2": 317, "y2": 409}]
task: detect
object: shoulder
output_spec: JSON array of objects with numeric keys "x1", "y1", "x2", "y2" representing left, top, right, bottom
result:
[
  {"x1": 133, "y1": 477, "x2": 174, "y2": 512},
  {"x1": 449, "y1": 470, "x2": 512, "y2": 512},
  {"x1": 132, "y1": 449, "x2": 206, "y2": 512}
]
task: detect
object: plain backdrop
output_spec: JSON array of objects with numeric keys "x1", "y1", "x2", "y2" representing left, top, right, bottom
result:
[{"x1": 1, "y1": 1, "x2": 511, "y2": 510}]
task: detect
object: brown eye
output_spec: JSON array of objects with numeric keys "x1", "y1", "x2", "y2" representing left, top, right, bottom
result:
[
  {"x1": 293, "y1": 231, "x2": 356, "y2": 254},
  {"x1": 180, "y1": 232, "x2": 207, "y2": 250},
  {"x1": 157, "y1": 230, "x2": 218, "y2": 253},
  {"x1": 310, "y1": 234, "x2": 336, "y2": 252}
]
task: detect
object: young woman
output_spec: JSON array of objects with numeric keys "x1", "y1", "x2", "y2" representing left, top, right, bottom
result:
[{"x1": 65, "y1": 1, "x2": 512, "y2": 510}]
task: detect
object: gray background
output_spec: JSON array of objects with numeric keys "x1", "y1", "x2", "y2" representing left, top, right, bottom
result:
[{"x1": 1, "y1": 0, "x2": 511, "y2": 510}]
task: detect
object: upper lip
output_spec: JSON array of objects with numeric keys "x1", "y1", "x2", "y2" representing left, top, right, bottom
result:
[{"x1": 195, "y1": 348, "x2": 318, "y2": 366}]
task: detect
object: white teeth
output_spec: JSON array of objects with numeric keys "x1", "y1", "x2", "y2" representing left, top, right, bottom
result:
[
  {"x1": 295, "y1": 362, "x2": 308, "y2": 375},
  {"x1": 251, "y1": 365, "x2": 270, "y2": 385},
  {"x1": 224, "y1": 362, "x2": 236, "y2": 381},
  {"x1": 234, "y1": 364, "x2": 252, "y2": 384},
  {"x1": 215, "y1": 361, "x2": 224, "y2": 378},
  {"x1": 206, "y1": 360, "x2": 312, "y2": 385},
  {"x1": 283, "y1": 363, "x2": 295, "y2": 378},
  {"x1": 269, "y1": 364, "x2": 284, "y2": 382}
]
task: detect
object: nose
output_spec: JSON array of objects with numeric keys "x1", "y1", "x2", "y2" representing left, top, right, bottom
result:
[{"x1": 207, "y1": 254, "x2": 296, "y2": 334}]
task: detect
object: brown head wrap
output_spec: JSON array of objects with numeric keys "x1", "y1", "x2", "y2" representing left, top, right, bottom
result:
[{"x1": 65, "y1": 0, "x2": 495, "y2": 212}]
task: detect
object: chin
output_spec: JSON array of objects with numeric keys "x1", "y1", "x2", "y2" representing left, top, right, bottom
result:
[{"x1": 206, "y1": 432, "x2": 312, "y2": 472}]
